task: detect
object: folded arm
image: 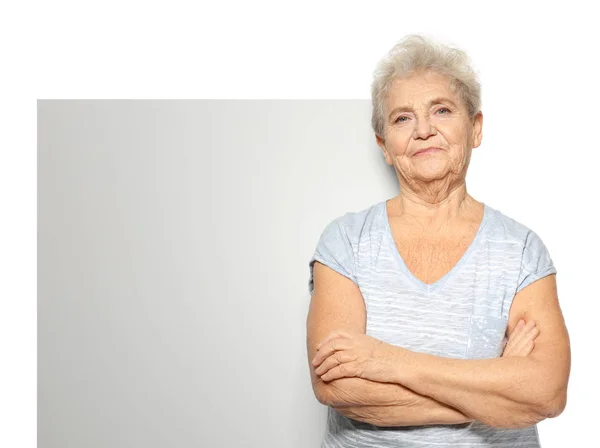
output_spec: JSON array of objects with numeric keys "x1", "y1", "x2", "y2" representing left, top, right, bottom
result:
[
  {"x1": 329, "y1": 382, "x2": 474, "y2": 426},
  {"x1": 308, "y1": 261, "x2": 473, "y2": 426},
  {"x1": 388, "y1": 275, "x2": 570, "y2": 429},
  {"x1": 313, "y1": 376, "x2": 473, "y2": 426},
  {"x1": 309, "y1": 262, "x2": 569, "y2": 429}
]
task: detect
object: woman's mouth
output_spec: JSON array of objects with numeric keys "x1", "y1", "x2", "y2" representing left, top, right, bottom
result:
[{"x1": 414, "y1": 147, "x2": 442, "y2": 156}]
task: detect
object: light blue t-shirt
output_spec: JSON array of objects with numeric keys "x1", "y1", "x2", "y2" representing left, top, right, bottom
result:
[{"x1": 308, "y1": 199, "x2": 557, "y2": 448}]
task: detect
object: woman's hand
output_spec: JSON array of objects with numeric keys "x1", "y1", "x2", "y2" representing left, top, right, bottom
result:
[
  {"x1": 501, "y1": 318, "x2": 539, "y2": 357},
  {"x1": 311, "y1": 330, "x2": 402, "y2": 383},
  {"x1": 311, "y1": 320, "x2": 539, "y2": 384}
]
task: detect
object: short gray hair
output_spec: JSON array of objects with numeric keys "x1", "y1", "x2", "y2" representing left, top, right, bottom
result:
[{"x1": 371, "y1": 34, "x2": 482, "y2": 137}]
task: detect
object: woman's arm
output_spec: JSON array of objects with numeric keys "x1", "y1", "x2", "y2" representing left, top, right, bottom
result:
[
  {"x1": 316, "y1": 375, "x2": 471, "y2": 425},
  {"x1": 386, "y1": 276, "x2": 570, "y2": 429},
  {"x1": 307, "y1": 262, "x2": 444, "y2": 413},
  {"x1": 324, "y1": 317, "x2": 539, "y2": 426},
  {"x1": 332, "y1": 391, "x2": 474, "y2": 427},
  {"x1": 309, "y1": 261, "x2": 485, "y2": 425}
]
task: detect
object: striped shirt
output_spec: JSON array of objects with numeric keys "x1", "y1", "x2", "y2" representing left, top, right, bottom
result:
[{"x1": 308, "y1": 199, "x2": 557, "y2": 447}]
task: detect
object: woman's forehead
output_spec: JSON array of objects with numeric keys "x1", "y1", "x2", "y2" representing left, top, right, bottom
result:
[
  {"x1": 388, "y1": 73, "x2": 454, "y2": 102},
  {"x1": 386, "y1": 73, "x2": 461, "y2": 112}
]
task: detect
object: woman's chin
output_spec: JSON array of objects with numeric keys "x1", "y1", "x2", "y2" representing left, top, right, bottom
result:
[{"x1": 412, "y1": 163, "x2": 451, "y2": 180}]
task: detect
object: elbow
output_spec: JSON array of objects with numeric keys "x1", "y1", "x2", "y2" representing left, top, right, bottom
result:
[
  {"x1": 484, "y1": 410, "x2": 543, "y2": 430},
  {"x1": 316, "y1": 390, "x2": 331, "y2": 406},
  {"x1": 313, "y1": 381, "x2": 331, "y2": 406},
  {"x1": 527, "y1": 386, "x2": 567, "y2": 425},
  {"x1": 313, "y1": 378, "x2": 355, "y2": 407},
  {"x1": 530, "y1": 354, "x2": 570, "y2": 420},
  {"x1": 483, "y1": 386, "x2": 568, "y2": 429},
  {"x1": 484, "y1": 394, "x2": 566, "y2": 429},
  {"x1": 313, "y1": 379, "x2": 340, "y2": 407},
  {"x1": 540, "y1": 387, "x2": 568, "y2": 419}
]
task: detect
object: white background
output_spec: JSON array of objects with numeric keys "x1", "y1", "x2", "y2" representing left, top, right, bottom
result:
[{"x1": 2, "y1": 0, "x2": 598, "y2": 447}]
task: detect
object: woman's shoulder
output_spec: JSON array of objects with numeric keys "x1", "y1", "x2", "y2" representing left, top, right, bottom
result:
[
  {"x1": 330, "y1": 200, "x2": 385, "y2": 229},
  {"x1": 320, "y1": 200, "x2": 386, "y2": 245},
  {"x1": 483, "y1": 203, "x2": 546, "y2": 245}
]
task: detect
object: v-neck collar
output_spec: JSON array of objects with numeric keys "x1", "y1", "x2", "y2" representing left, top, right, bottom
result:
[{"x1": 381, "y1": 199, "x2": 490, "y2": 294}]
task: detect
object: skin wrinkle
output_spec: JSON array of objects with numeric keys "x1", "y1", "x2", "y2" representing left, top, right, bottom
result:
[
  {"x1": 311, "y1": 67, "x2": 567, "y2": 430},
  {"x1": 376, "y1": 69, "x2": 484, "y2": 285},
  {"x1": 377, "y1": 70, "x2": 481, "y2": 216}
]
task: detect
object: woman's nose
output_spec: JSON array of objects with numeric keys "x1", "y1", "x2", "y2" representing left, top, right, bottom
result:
[{"x1": 413, "y1": 119, "x2": 437, "y2": 139}]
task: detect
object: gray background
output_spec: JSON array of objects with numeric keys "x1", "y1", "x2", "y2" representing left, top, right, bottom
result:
[{"x1": 38, "y1": 100, "x2": 575, "y2": 447}]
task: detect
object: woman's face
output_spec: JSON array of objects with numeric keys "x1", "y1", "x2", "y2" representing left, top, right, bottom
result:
[{"x1": 376, "y1": 70, "x2": 483, "y2": 186}]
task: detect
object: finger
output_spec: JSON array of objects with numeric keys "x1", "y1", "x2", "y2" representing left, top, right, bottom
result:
[
  {"x1": 315, "y1": 351, "x2": 352, "y2": 376},
  {"x1": 316, "y1": 331, "x2": 339, "y2": 350},
  {"x1": 503, "y1": 337, "x2": 516, "y2": 356},
  {"x1": 512, "y1": 325, "x2": 539, "y2": 354},
  {"x1": 509, "y1": 319, "x2": 535, "y2": 344},
  {"x1": 504, "y1": 322, "x2": 524, "y2": 355},
  {"x1": 517, "y1": 321, "x2": 538, "y2": 345},
  {"x1": 319, "y1": 330, "x2": 352, "y2": 348},
  {"x1": 316, "y1": 330, "x2": 352, "y2": 350},
  {"x1": 524, "y1": 324, "x2": 540, "y2": 342},
  {"x1": 504, "y1": 339, "x2": 531, "y2": 357},
  {"x1": 526, "y1": 320, "x2": 538, "y2": 334},
  {"x1": 312, "y1": 338, "x2": 352, "y2": 367},
  {"x1": 524, "y1": 339, "x2": 535, "y2": 355},
  {"x1": 510, "y1": 319, "x2": 525, "y2": 337},
  {"x1": 515, "y1": 340, "x2": 535, "y2": 357},
  {"x1": 504, "y1": 320, "x2": 531, "y2": 356},
  {"x1": 321, "y1": 361, "x2": 357, "y2": 382}
]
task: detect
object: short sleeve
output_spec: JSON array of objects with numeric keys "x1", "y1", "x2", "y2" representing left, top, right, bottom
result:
[
  {"x1": 516, "y1": 230, "x2": 557, "y2": 294},
  {"x1": 308, "y1": 218, "x2": 358, "y2": 296}
]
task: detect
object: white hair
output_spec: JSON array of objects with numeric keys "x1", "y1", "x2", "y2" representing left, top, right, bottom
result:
[{"x1": 371, "y1": 34, "x2": 482, "y2": 137}]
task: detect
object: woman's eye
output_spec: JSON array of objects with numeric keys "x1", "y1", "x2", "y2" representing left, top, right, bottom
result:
[
  {"x1": 395, "y1": 116, "x2": 408, "y2": 123},
  {"x1": 437, "y1": 107, "x2": 450, "y2": 114}
]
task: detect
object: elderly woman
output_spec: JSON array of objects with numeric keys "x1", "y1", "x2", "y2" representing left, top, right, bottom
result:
[{"x1": 306, "y1": 34, "x2": 570, "y2": 447}]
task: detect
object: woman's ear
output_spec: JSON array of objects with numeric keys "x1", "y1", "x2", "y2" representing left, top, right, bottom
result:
[
  {"x1": 376, "y1": 134, "x2": 390, "y2": 165},
  {"x1": 472, "y1": 111, "x2": 483, "y2": 149}
]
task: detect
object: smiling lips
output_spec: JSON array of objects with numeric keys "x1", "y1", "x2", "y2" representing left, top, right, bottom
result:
[{"x1": 414, "y1": 147, "x2": 443, "y2": 156}]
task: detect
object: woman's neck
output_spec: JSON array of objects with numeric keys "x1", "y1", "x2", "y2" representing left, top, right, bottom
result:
[{"x1": 388, "y1": 183, "x2": 481, "y2": 232}]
